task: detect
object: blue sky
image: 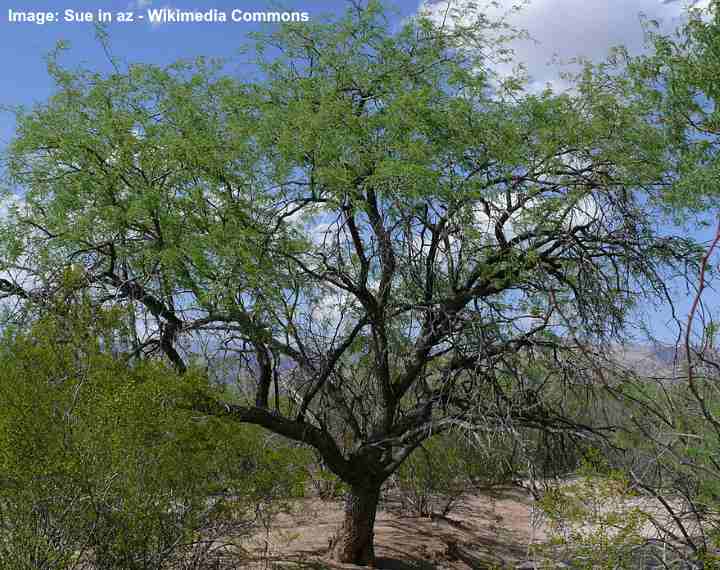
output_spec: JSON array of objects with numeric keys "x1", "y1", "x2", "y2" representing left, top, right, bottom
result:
[
  {"x1": 0, "y1": 0, "x2": 712, "y2": 342},
  {"x1": 0, "y1": 0, "x2": 407, "y2": 146},
  {"x1": 0, "y1": 0, "x2": 704, "y2": 143}
]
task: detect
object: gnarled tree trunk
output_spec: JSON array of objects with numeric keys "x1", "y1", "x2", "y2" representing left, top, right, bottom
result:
[{"x1": 331, "y1": 483, "x2": 381, "y2": 564}]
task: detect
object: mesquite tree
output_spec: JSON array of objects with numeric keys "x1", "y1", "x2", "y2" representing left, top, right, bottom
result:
[{"x1": 0, "y1": 3, "x2": 695, "y2": 563}]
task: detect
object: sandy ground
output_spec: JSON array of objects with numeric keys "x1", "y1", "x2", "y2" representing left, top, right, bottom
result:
[
  {"x1": 190, "y1": 481, "x2": 705, "y2": 569},
  {"x1": 232, "y1": 486, "x2": 547, "y2": 569}
]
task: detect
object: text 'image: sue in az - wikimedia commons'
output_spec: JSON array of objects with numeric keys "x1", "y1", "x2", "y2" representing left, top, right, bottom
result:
[{"x1": 6, "y1": 8, "x2": 311, "y2": 25}]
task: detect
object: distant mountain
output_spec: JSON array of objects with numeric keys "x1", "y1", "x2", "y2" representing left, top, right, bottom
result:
[{"x1": 609, "y1": 342, "x2": 682, "y2": 380}]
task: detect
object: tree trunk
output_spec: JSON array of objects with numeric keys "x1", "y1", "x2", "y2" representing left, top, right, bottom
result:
[{"x1": 330, "y1": 483, "x2": 381, "y2": 565}]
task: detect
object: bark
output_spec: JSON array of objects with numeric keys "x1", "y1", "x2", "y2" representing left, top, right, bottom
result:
[{"x1": 331, "y1": 483, "x2": 381, "y2": 565}]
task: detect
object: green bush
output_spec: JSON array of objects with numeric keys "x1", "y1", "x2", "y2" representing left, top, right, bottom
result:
[
  {"x1": 0, "y1": 300, "x2": 310, "y2": 569},
  {"x1": 393, "y1": 431, "x2": 515, "y2": 517},
  {"x1": 533, "y1": 450, "x2": 653, "y2": 570}
]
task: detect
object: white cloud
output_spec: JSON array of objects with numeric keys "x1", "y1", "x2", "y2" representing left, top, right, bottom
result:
[
  {"x1": 0, "y1": 193, "x2": 22, "y2": 221},
  {"x1": 665, "y1": 0, "x2": 712, "y2": 9},
  {"x1": 418, "y1": 0, "x2": 713, "y2": 92},
  {"x1": 471, "y1": 190, "x2": 600, "y2": 247},
  {"x1": 0, "y1": 195, "x2": 42, "y2": 306}
]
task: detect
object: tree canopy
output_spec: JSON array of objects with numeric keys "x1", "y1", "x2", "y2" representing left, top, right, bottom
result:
[{"x1": 0, "y1": 2, "x2": 706, "y2": 563}]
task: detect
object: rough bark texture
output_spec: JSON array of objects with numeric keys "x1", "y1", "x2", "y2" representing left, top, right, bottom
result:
[{"x1": 331, "y1": 484, "x2": 381, "y2": 565}]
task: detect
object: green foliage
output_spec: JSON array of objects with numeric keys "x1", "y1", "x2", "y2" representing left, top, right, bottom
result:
[
  {"x1": 394, "y1": 431, "x2": 515, "y2": 517},
  {"x1": 0, "y1": 3, "x2": 712, "y2": 564},
  {"x1": 308, "y1": 464, "x2": 349, "y2": 500},
  {"x1": 534, "y1": 451, "x2": 650, "y2": 569},
  {"x1": 617, "y1": 1, "x2": 720, "y2": 217},
  {"x1": 0, "y1": 300, "x2": 310, "y2": 569}
]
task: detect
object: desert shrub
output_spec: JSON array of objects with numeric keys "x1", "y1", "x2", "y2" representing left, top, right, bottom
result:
[
  {"x1": 531, "y1": 449, "x2": 705, "y2": 569},
  {"x1": 392, "y1": 431, "x2": 516, "y2": 517},
  {"x1": 609, "y1": 378, "x2": 720, "y2": 568},
  {"x1": 0, "y1": 300, "x2": 310, "y2": 569},
  {"x1": 537, "y1": 477, "x2": 644, "y2": 567},
  {"x1": 307, "y1": 463, "x2": 348, "y2": 500}
]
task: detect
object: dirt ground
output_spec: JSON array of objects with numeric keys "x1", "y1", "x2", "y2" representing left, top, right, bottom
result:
[
  {"x1": 188, "y1": 481, "x2": 706, "y2": 569},
  {"x1": 234, "y1": 486, "x2": 548, "y2": 569}
]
